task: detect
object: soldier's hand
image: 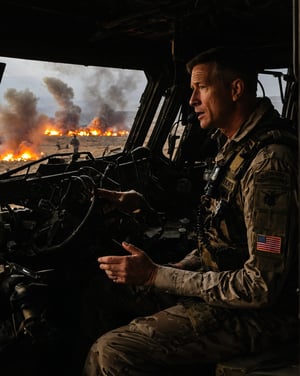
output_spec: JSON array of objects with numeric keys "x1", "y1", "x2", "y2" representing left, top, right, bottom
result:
[
  {"x1": 97, "y1": 188, "x2": 153, "y2": 214},
  {"x1": 166, "y1": 262, "x2": 185, "y2": 269},
  {"x1": 98, "y1": 241, "x2": 158, "y2": 285}
]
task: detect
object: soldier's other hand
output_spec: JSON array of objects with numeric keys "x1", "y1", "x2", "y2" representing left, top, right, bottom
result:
[
  {"x1": 166, "y1": 262, "x2": 185, "y2": 269},
  {"x1": 97, "y1": 188, "x2": 152, "y2": 214},
  {"x1": 98, "y1": 241, "x2": 158, "y2": 285}
]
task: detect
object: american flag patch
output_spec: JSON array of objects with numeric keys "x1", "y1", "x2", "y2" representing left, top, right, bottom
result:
[{"x1": 256, "y1": 234, "x2": 282, "y2": 254}]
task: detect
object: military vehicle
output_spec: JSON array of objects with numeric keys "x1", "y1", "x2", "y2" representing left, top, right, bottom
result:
[{"x1": 0, "y1": 1, "x2": 298, "y2": 375}]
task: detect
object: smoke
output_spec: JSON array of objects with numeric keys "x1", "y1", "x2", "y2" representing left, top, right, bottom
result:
[
  {"x1": 82, "y1": 68, "x2": 141, "y2": 130},
  {"x1": 0, "y1": 88, "x2": 49, "y2": 155},
  {"x1": 43, "y1": 77, "x2": 81, "y2": 134},
  {"x1": 0, "y1": 66, "x2": 145, "y2": 157},
  {"x1": 43, "y1": 63, "x2": 145, "y2": 130}
]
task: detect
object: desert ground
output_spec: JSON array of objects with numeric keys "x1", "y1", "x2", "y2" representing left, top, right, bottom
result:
[{"x1": 0, "y1": 135, "x2": 127, "y2": 175}]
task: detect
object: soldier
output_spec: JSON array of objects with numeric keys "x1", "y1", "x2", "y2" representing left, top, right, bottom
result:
[
  {"x1": 70, "y1": 133, "x2": 80, "y2": 153},
  {"x1": 82, "y1": 47, "x2": 298, "y2": 375}
]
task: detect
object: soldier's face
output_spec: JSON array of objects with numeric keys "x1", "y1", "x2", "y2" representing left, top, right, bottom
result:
[{"x1": 189, "y1": 62, "x2": 235, "y2": 133}]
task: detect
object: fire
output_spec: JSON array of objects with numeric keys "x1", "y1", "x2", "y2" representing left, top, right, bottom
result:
[
  {"x1": 44, "y1": 125, "x2": 129, "y2": 137},
  {"x1": 0, "y1": 118, "x2": 129, "y2": 163},
  {"x1": 44, "y1": 128, "x2": 63, "y2": 136},
  {"x1": 0, "y1": 148, "x2": 42, "y2": 162},
  {"x1": 44, "y1": 116, "x2": 129, "y2": 137}
]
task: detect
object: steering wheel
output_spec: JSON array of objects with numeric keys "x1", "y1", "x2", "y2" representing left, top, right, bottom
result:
[{"x1": 32, "y1": 173, "x2": 96, "y2": 253}]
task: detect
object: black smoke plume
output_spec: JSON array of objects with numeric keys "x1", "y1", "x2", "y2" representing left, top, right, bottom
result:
[
  {"x1": 0, "y1": 88, "x2": 49, "y2": 156},
  {"x1": 43, "y1": 77, "x2": 81, "y2": 134}
]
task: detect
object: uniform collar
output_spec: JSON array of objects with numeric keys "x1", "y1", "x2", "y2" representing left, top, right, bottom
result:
[
  {"x1": 230, "y1": 97, "x2": 275, "y2": 142},
  {"x1": 215, "y1": 97, "x2": 276, "y2": 162}
]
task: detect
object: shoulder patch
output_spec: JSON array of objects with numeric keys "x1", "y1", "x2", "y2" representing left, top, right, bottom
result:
[{"x1": 255, "y1": 171, "x2": 290, "y2": 186}]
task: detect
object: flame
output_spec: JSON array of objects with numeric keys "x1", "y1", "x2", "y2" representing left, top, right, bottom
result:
[
  {"x1": 44, "y1": 119, "x2": 129, "y2": 137},
  {"x1": 0, "y1": 117, "x2": 129, "y2": 163},
  {"x1": 44, "y1": 128, "x2": 63, "y2": 136},
  {"x1": 0, "y1": 147, "x2": 42, "y2": 162}
]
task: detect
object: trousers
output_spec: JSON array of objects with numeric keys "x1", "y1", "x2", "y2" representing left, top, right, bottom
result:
[{"x1": 81, "y1": 273, "x2": 297, "y2": 376}]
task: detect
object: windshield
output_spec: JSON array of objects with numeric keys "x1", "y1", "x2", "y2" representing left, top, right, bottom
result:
[{"x1": 0, "y1": 56, "x2": 147, "y2": 174}]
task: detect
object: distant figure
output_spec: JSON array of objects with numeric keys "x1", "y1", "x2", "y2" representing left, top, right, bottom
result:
[
  {"x1": 70, "y1": 134, "x2": 80, "y2": 153},
  {"x1": 56, "y1": 141, "x2": 61, "y2": 150}
]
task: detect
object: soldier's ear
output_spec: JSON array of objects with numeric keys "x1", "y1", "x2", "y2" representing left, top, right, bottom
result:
[{"x1": 231, "y1": 78, "x2": 244, "y2": 101}]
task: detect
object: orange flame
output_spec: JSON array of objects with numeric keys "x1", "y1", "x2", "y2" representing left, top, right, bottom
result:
[
  {"x1": 44, "y1": 117, "x2": 129, "y2": 137},
  {"x1": 44, "y1": 122, "x2": 129, "y2": 137},
  {"x1": 63, "y1": 128, "x2": 129, "y2": 137},
  {"x1": 0, "y1": 117, "x2": 129, "y2": 162},
  {"x1": 0, "y1": 146, "x2": 43, "y2": 162},
  {"x1": 44, "y1": 128, "x2": 63, "y2": 136}
]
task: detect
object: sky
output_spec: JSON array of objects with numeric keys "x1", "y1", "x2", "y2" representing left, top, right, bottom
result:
[{"x1": 0, "y1": 55, "x2": 147, "y2": 125}]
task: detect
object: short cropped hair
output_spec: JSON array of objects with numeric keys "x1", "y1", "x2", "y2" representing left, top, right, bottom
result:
[{"x1": 186, "y1": 46, "x2": 258, "y2": 94}]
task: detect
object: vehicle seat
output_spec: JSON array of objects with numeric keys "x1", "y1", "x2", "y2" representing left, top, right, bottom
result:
[{"x1": 215, "y1": 340, "x2": 299, "y2": 376}]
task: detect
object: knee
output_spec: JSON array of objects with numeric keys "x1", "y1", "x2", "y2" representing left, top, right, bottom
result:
[
  {"x1": 100, "y1": 329, "x2": 137, "y2": 374},
  {"x1": 83, "y1": 330, "x2": 127, "y2": 376},
  {"x1": 82, "y1": 339, "x2": 103, "y2": 376},
  {"x1": 96, "y1": 331, "x2": 116, "y2": 371}
]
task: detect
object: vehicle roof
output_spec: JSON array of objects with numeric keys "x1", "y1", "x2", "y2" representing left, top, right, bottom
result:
[{"x1": 0, "y1": 0, "x2": 294, "y2": 70}]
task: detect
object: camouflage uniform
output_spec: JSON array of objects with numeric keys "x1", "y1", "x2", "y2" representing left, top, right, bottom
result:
[{"x1": 82, "y1": 98, "x2": 298, "y2": 375}]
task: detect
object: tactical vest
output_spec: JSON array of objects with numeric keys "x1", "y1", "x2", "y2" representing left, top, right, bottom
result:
[
  {"x1": 197, "y1": 117, "x2": 298, "y2": 271},
  {"x1": 204, "y1": 118, "x2": 298, "y2": 201}
]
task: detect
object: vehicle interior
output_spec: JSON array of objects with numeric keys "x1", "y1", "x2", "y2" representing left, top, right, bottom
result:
[{"x1": 0, "y1": 1, "x2": 298, "y2": 375}]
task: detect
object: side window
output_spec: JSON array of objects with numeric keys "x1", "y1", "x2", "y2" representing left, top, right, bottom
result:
[{"x1": 257, "y1": 69, "x2": 288, "y2": 114}]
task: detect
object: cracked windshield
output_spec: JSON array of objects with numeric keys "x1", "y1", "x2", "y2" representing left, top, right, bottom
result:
[{"x1": 0, "y1": 56, "x2": 147, "y2": 174}]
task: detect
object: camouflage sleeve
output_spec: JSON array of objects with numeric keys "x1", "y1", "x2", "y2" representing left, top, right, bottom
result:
[
  {"x1": 168, "y1": 248, "x2": 203, "y2": 270},
  {"x1": 153, "y1": 144, "x2": 298, "y2": 308}
]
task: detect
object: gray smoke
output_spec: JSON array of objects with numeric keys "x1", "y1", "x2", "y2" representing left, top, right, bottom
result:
[
  {"x1": 43, "y1": 77, "x2": 81, "y2": 134},
  {"x1": 0, "y1": 88, "x2": 49, "y2": 155},
  {"x1": 83, "y1": 68, "x2": 141, "y2": 130},
  {"x1": 43, "y1": 63, "x2": 144, "y2": 130},
  {"x1": 0, "y1": 68, "x2": 144, "y2": 156}
]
